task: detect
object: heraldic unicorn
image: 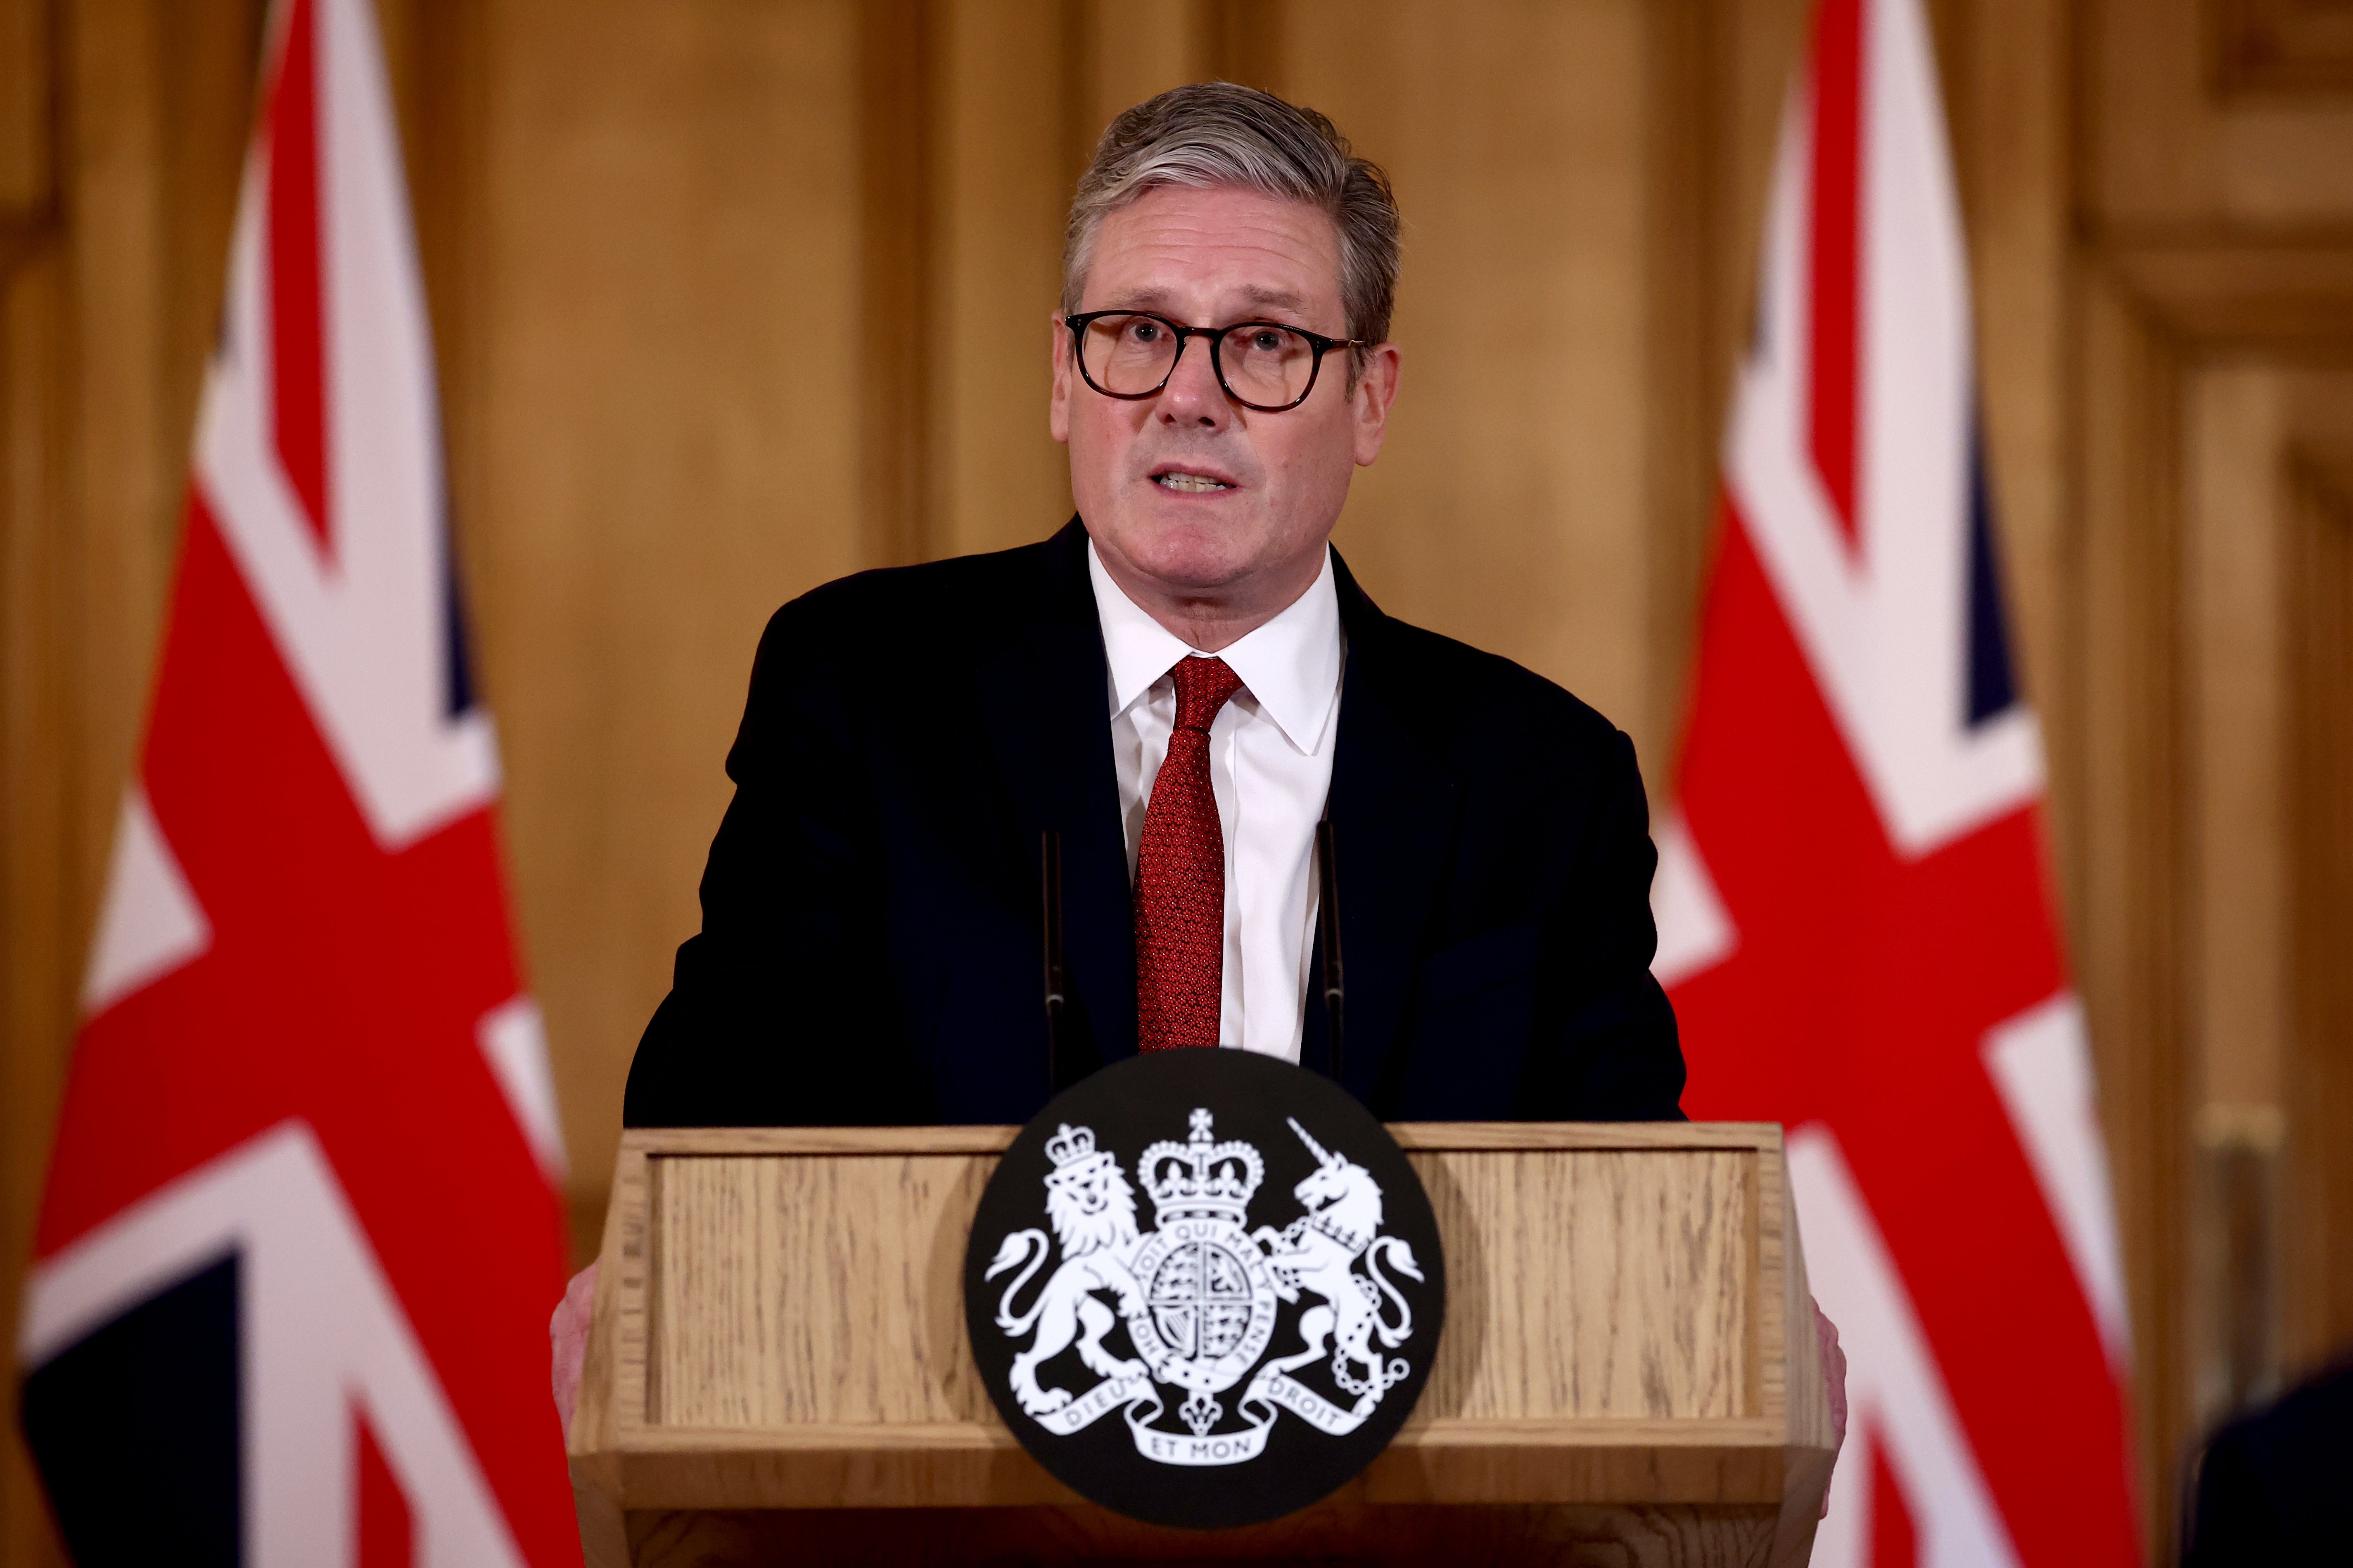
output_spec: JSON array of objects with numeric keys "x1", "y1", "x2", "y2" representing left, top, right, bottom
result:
[{"x1": 983, "y1": 1106, "x2": 1426, "y2": 1468}]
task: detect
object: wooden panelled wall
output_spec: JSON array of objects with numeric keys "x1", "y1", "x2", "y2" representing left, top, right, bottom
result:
[
  {"x1": 0, "y1": 0, "x2": 2348, "y2": 1561},
  {"x1": 2073, "y1": 0, "x2": 2353, "y2": 1551}
]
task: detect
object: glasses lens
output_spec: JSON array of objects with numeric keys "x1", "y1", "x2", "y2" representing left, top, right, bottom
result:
[
  {"x1": 1220, "y1": 324, "x2": 1316, "y2": 407},
  {"x1": 1079, "y1": 314, "x2": 1180, "y2": 396}
]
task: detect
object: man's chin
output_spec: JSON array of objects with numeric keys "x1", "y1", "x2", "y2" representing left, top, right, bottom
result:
[
  {"x1": 1099, "y1": 513, "x2": 1268, "y2": 595},
  {"x1": 1128, "y1": 548, "x2": 1266, "y2": 599}
]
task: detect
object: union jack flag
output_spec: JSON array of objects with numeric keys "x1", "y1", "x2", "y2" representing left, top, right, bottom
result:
[
  {"x1": 19, "y1": 1, "x2": 579, "y2": 1562},
  {"x1": 1655, "y1": 0, "x2": 2141, "y2": 1562}
]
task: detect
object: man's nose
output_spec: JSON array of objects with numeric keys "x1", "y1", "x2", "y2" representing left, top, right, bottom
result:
[{"x1": 1156, "y1": 334, "x2": 1231, "y2": 429}]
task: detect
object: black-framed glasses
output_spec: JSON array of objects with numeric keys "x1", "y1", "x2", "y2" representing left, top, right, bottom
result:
[{"x1": 1064, "y1": 310, "x2": 1361, "y2": 413}]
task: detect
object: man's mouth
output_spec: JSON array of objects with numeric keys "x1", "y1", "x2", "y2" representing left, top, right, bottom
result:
[{"x1": 1153, "y1": 470, "x2": 1234, "y2": 493}]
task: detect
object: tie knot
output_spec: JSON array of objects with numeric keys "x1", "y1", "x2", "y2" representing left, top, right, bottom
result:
[{"x1": 1169, "y1": 655, "x2": 1243, "y2": 733}]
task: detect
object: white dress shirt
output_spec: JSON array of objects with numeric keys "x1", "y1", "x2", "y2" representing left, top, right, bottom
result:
[{"x1": 1088, "y1": 541, "x2": 1343, "y2": 1063}]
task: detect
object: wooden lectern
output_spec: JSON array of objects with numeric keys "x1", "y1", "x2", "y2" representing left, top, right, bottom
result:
[{"x1": 569, "y1": 1122, "x2": 1834, "y2": 1566}]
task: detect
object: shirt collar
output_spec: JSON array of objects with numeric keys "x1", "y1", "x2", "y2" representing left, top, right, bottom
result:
[{"x1": 1087, "y1": 540, "x2": 1343, "y2": 756}]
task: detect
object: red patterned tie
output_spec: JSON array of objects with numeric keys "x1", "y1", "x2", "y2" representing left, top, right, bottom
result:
[{"x1": 1134, "y1": 655, "x2": 1244, "y2": 1050}]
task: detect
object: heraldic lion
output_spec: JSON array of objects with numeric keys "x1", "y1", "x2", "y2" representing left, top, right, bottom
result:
[{"x1": 986, "y1": 1125, "x2": 1147, "y2": 1416}]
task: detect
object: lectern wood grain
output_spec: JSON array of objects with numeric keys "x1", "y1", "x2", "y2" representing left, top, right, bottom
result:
[
  {"x1": 1409, "y1": 1148, "x2": 1753, "y2": 1421},
  {"x1": 646, "y1": 1154, "x2": 995, "y2": 1427},
  {"x1": 571, "y1": 1123, "x2": 1833, "y2": 1566}
]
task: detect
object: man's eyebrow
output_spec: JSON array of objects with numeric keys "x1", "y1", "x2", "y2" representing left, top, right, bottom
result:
[
  {"x1": 1101, "y1": 288, "x2": 1181, "y2": 313},
  {"x1": 1092, "y1": 285, "x2": 1317, "y2": 320},
  {"x1": 1233, "y1": 285, "x2": 1312, "y2": 315}
]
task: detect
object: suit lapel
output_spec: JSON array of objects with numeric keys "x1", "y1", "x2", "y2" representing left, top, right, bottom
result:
[
  {"x1": 972, "y1": 521, "x2": 1137, "y2": 1068},
  {"x1": 1325, "y1": 554, "x2": 1459, "y2": 1110}
]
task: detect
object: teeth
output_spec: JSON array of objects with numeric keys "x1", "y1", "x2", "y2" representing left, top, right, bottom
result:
[{"x1": 1155, "y1": 472, "x2": 1231, "y2": 493}]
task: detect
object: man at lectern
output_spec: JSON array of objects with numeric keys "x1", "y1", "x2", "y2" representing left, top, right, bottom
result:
[{"x1": 622, "y1": 84, "x2": 1684, "y2": 1130}]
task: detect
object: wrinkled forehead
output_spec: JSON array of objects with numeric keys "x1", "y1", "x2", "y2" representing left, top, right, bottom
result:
[{"x1": 1079, "y1": 185, "x2": 1345, "y2": 327}]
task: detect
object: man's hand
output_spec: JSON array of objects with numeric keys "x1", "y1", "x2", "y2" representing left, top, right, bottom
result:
[
  {"x1": 551, "y1": 1261, "x2": 599, "y2": 1433},
  {"x1": 1815, "y1": 1296, "x2": 1848, "y2": 1519}
]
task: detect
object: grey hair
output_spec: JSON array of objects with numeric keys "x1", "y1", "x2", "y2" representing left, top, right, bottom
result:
[{"x1": 1062, "y1": 83, "x2": 1401, "y2": 369}]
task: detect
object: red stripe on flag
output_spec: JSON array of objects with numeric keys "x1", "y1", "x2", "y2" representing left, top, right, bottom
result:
[
  {"x1": 356, "y1": 1409, "x2": 415, "y2": 1568},
  {"x1": 1870, "y1": 1422, "x2": 1919, "y2": 1568},
  {"x1": 266, "y1": 0, "x2": 331, "y2": 553},
  {"x1": 1807, "y1": 0, "x2": 1864, "y2": 549}
]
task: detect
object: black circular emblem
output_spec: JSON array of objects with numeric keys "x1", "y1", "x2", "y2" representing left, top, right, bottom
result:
[{"x1": 964, "y1": 1049, "x2": 1445, "y2": 1529}]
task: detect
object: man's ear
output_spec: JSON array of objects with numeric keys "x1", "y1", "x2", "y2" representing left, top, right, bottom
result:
[
  {"x1": 1351, "y1": 341, "x2": 1403, "y2": 467},
  {"x1": 1049, "y1": 312, "x2": 1073, "y2": 445}
]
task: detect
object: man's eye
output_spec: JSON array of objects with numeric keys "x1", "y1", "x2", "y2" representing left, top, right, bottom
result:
[
  {"x1": 1129, "y1": 320, "x2": 1163, "y2": 343},
  {"x1": 1251, "y1": 331, "x2": 1286, "y2": 352}
]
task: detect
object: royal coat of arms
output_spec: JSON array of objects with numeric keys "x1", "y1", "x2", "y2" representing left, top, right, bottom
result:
[{"x1": 980, "y1": 1105, "x2": 1429, "y2": 1469}]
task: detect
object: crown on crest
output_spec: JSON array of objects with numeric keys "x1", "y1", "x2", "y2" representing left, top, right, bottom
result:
[
  {"x1": 1139, "y1": 1108, "x2": 1264, "y2": 1226},
  {"x1": 1043, "y1": 1123, "x2": 1115, "y2": 1187}
]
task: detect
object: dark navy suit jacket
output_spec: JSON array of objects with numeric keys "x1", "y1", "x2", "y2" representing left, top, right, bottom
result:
[
  {"x1": 623, "y1": 521, "x2": 1684, "y2": 1127},
  {"x1": 2183, "y1": 1359, "x2": 2353, "y2": 1566}
]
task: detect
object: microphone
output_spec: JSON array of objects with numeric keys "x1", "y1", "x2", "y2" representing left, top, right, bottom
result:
[
  {"x1": 1041, "y1": 829, "x2": 1067, "y2": 1099},
  {"x1": 1316, "y1": 818, "x2": 1345, "y2": 1087}
]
